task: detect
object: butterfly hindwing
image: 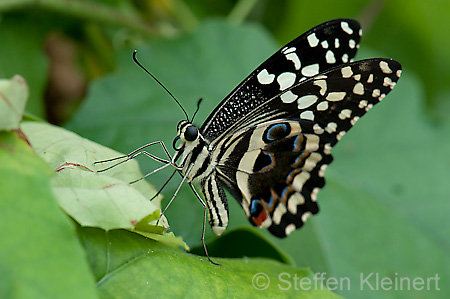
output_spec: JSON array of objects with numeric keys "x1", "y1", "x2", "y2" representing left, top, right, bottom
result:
[
  {"x1": 214, "y1": 119, "x2": 332, "y2": 237},
  {"x1": 201, "y1": 19, "x2": 362, "y2": 142}
]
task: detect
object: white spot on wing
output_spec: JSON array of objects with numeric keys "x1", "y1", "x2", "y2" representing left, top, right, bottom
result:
[
  {"x1": 335, "y1": 38, "x2": 340, "y2": 48},
  {"x1": 307, "y1": 33, "x2": 319, "y2": 47},
  {"x1": 316, "y1": 101, "x2": 328, "y2": 111},
  {"x1": 325, "y1": 122, "x2": 337, "y2": 133},
  {"x1": 303, "y1": 152, "x2": 322, "y2": 171},
  {"x1": 321, "y1": 40, "x2": 329, "y2": 48},
  {"x1": 301, "y1": 211, "x2": 312, "y2": 223},
  {"x1": 272, "y1": 203, "x2": 287, "y2": 225},
  {"x1": 319, "y1": 164, "x2": 327, "y2": 177},
  {"x1": 301, "y1": 64, "x2": 319, "y2": 77},
  {"x1": 313, "y1": 124, "x2": 324, "y2": 134},
  {"x1": 353, "y1": 82, "x2": 365, "y2": 95},
  {"x1": 292, "y1": 171, "x2": 311, "y2": 192},
  {"x1": 372, "y1": 89, "x2": 381, "y2": 97},
  {"x1": 341, "y1": 21, "x2": 353, "y2": 34},
  {"x1": 257, "y1": 69, "x2": 275, "y2": 84},
  {"x1": 287, "y1": 193, "x2": 305, "y2": 214},
  {"x1": 336, "y1": 130, "x2": 346, "y2": 141},
  {"x1": 380, "y1": 61, "x2": 392, "y2": 74},
  {"x1": 282, "y1": 47, "x2": 301, "y2": 70},
  {"x1": 285, "y1": 223, "x2": 296, "y2": 235},
  {"x1": 349, "y1": 39, "x2": 356, "y2": 49},
  {"x1": 351, "y1": 116, "x2": 360, "y2": 125},
  {"x1": 383, "y1": 77, "x2": 395, "y2": 89},
  {"x1": 342, "y1": 54, "x2": 349, "y2": 63},
  {"x1": 313, "y1": 80, "x2": 327, "y2": 95},
  {"x1": 326, "y1": 92, "x2": 346, "y2": 101},
  {"x1": 300, "y1": 110, "x2": 314, "y2": 120},
  {"x1": 339, "y1": 109, "x2": 352, "y2": 120},
  {"x1": 326, "y1": 50, "x2": 336, "y2": 64},
  {"x1": 281, "y1": 90, "x2": 298, "y2": 103},
  {"x1": 277, "y1": 72, "x2": 296, "y2": 90},
  {"x1": 311, "y1": 188, "x2": 319, "y2": 202},
  {"x1": 305, "y1": 134, "x2": 320, "y2": 151},
  {"x1": 281, "y1": 46, "x2": 296, "y2": 54},
  {"x1": 286, "y1": 52, "x2": 301, "y2": 70},
  {"x1": 297, "y1": 95, "x2": 318, "y2": 109},
  {"x1": 358, "y1": 100, "x2": 368, "y2": 108},
  {"x1": 341, "y1": 66, "x2": 353, "y2": 78}
]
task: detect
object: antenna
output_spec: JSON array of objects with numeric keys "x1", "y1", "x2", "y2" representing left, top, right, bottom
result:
[
  {"x1": 191, "y1": 98, "x2": 203, "y2": 122},
  {"x1": 133, "y1": 50, "x2": 189, "y2": 120}
]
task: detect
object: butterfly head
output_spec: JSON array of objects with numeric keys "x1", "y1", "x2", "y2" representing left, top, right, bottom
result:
[{"x1": 173, "y1": 120, "x2": 199, "y2": 150}]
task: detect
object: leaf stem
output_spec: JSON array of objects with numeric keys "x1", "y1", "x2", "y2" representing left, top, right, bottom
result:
[
  {"x1": 162, "y1": 0, "x2": 200, "y2": 32},
  {"x1": 228, "y1": 0, "x2": 259, "y2": 25}
]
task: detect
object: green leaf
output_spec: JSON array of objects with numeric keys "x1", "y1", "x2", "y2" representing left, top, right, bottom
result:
[
  {"x1": 191, "y1": 227, "x2": 295, "y2": 265},
  {"x1": 78, "y1": 226, "x2": 339, "y2": 298},
  {"x1": 0, "y1": 75, "x2": 28, "y2": 131},
  {"x1": 20, "y1": 121, "x2": 165, "y2": 229},
  {"x1": 0, "y1": 132, "x2": 97, "y2": 298},
  {"x1": 20, "y1": 120, "x2": 188, "y2": 250}
]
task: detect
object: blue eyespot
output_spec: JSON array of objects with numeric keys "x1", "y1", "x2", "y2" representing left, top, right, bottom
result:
[
  {"x1": 263, "y1": 123, "x2": 291, "y2": 143},
  {"x1": 250, "y1": 199, "x2": 261, "y2": 216}
]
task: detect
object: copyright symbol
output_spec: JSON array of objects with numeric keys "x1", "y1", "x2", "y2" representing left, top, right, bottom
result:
[{"x1": 252, "y1": 272, "x2": 270, "y2": 290}]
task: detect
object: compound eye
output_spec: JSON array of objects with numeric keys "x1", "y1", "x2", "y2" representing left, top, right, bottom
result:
[{"x1": 184, "y1": 125, "x2": 198, "y2": 142}]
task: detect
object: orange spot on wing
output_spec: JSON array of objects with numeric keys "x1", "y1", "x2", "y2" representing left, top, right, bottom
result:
[{"x1": 252, "y1": 209, "x2": 268, "y2": 226}]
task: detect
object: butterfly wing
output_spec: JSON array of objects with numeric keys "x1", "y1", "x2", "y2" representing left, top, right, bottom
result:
[
  {"x1": 212, "y1": 59, "x2": 402, "y2": 237},
  {"x1": 201, "y1": 19, "x2": 362, "y2": 142}
]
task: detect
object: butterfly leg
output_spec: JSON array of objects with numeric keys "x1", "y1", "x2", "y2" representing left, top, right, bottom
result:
[
  {"x1": 157, "y1": 164, "x2": 193, "y2": 225},
  {"x1": 148, "y1": 169, "x2": 177, "y2": 201},
  {"x1": 129, "y1": 162, "x2": 172, "y2": 184},
  {"x1": 94, "y1": 141, "x2": 175, "y2": 172},
  {"x1": 189, "y1": 182, "x2": 220, "y2": 266}
]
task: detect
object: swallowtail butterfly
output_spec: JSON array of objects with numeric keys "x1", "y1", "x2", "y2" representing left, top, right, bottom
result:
[{"x1": 97, "y1": 19, "x2": 401, "y2": 259}]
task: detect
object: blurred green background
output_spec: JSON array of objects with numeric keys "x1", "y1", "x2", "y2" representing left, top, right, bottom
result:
[{"x1": 1, "y1": 0, "x2": 449, "y2": 298}]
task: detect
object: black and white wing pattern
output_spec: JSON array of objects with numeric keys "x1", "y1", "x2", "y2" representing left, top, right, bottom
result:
[
  {"x1": 172, "y1": 19, "x2": 401, "y2": 239},
  {"x1": 201, "y1": 19, "x2": 362, "y2": 142},
  {"x1": 212, "y1": 59, "x2": 401, "y2": 237}
]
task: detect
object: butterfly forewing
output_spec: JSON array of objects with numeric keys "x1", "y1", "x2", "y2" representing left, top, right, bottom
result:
[{"x1": 201, "y1": 19, "x2": 362, "y2": 142}]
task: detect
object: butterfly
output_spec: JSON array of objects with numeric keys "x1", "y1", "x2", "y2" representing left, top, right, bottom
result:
[{"x1": 97, "y1": 19, "x2": 401, "y2": 262}]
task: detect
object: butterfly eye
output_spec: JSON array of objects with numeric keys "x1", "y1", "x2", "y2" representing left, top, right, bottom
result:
[
  {"x1": 184, "y1": 125, "x2": 198, "y2": 142},
  {"x1": 172, "y1": 136, "x2": 182, "y2": 151}
]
